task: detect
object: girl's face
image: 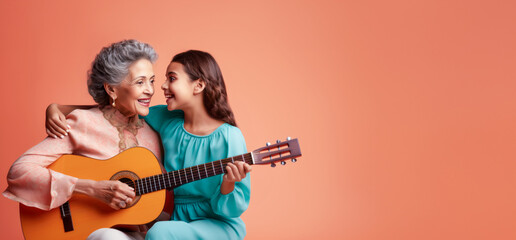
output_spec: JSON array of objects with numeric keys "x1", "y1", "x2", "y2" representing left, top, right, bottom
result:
[
  {"x1": 112, "y1": 59, "x2": 155, "y2": 116},
  {"x1": 162, "y1": 62, "x2": 199, "y2": 111}
]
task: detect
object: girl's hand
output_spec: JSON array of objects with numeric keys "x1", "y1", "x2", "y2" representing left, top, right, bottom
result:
[
  {"x1": 221, "y1": 162, "x2": 251, "y2": 195},
  {"x1": 45, "y1": 103, "x2": 70, "y2": 139},
  {"x1": 75, "y1": 179, "x2": 135, "y2": 210}
]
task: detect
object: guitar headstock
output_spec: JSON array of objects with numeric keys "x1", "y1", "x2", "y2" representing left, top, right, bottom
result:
[{"x1": 251, "y1": 137, "x2": 302, "y2": 167}]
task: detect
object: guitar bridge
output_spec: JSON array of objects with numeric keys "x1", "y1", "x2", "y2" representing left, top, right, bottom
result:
[{"x1": 60, "y1": 201, "x2": 74, "y2": 232}]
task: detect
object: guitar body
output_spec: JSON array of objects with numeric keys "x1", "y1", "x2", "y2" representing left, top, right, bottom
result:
[{"x1": 19, "y1": 147, "x2": 167, "y2": 240}]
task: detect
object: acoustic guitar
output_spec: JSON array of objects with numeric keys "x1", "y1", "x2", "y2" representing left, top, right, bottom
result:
[{"x1": 19, "y1": 138, "x2": 301, "y2": 240}]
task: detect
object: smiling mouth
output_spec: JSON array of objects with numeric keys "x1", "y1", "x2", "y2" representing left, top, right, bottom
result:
[
  {"x1": 164, "y1": 94, "x2": 175, "y2": 99},
  {"x1": 138, "y1": 98, "x2": 151, "y2": 106}
]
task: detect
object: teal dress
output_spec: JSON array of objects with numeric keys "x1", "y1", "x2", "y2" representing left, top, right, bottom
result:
[{"x1": 142, "y1": 105, "x2": 251, "y2": 240}]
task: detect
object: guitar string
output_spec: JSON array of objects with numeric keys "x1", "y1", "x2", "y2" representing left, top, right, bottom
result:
[
  {"x1": 138, "y1": 155, "x2": 252, "y2": 193},
  {"x1": 135, "y1": 152, "x2": 295, "y2": 195},
  {"x1": 134, "y1": 155, "x2": 254, "y2": 195},
  {"x1": 134, "y1": 156, "x2": 251, "y2": 195}
]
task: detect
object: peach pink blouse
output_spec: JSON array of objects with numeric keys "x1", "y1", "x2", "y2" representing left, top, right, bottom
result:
[{"x1": 2, "y1": 107, "x2": 162, "y2": 210}]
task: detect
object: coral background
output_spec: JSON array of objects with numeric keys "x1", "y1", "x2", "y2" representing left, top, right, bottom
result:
[{"x1": 0, "y1": 0, "x2": 515, "y2": 239}]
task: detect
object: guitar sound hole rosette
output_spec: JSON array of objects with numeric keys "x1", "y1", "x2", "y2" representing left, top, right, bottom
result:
[{"x1": 111, "y1": 171, "x2": 141, "y2": 208}]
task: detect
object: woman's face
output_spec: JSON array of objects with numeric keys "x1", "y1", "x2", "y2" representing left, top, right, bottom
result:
[
  {"x1": 162, "y1": 62, "x2": 198, "y2": 111},
  {"x1": 113, "y1": 58, "x2": 155, "y2": 116}
]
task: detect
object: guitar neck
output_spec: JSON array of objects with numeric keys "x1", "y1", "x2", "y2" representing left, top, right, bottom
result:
[{"x1": 134, "y1": 153, "x2": 253, "y2": 196}]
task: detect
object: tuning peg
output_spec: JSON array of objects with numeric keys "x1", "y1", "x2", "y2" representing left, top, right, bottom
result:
[
  {"x1": 276, "y1": 140, "x2": 282, "y2": 158},
  {"x1": 266, "y1": 142, "x2": 273, "y2": 160},
  {"x1": 281, "y1": 161, "x2": 286, "y2": 165},
  {"x1": 291, "y1": 158, "x2": 297, "y2": 163},
  {"x1": 271, "y1": 163, "x2": 276, "y2": 168},
  {"x1": 287, "y1": 137, "x2": 291, "y2": 140}
]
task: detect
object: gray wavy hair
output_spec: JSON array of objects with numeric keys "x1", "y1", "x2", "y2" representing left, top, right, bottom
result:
[{"x1": 87, "y1": 39, "x2": 158, "y2": 106}]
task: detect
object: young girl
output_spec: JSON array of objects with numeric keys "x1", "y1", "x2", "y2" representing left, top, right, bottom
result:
[{"x1": 46, "y1": 50, "x2": 252, "y2": 239}]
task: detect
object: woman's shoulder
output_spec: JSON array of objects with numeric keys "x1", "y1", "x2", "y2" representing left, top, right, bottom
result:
[
  {"x1": 62, "y1": 107, "x2": 105, "y2": 135},
  {"x1": 66, "y1": 107, "x2": 103, "y2": 124}
]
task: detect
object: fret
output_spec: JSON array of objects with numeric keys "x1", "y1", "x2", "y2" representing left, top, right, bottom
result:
[
  {"x1": 166, "y1": 172, "x2": 171, "y2": 188},
  {"x1": 157, "y1": 175, "x2": 162, "y2": 190},
  {"x1": 172, "y1": 171, "x2": 177, "y2": 186},
  {"x1": 183, "y1": 169, "x2": 188, "y2": 183},
  {"x1": 140, "y1": 179, "x2": 144, "y2": 195},
  {"x1": 211, "y1": 161, "x2": 216, "y2": 176},
  {"x1": 204, "y1": 163, "x2": 208, "y2": 178},
  {"x1": 152, "y1": 176, "x2": 157, "y2": 191},
  {"x1": 219, "y1": 160, "x2": 224, "y2": 174},
  {"x1": 231, "y1": 156, "x2": 235, "y2": 163},
  {"x1": 197, "y1": 165, "x2": 201, "y2": 180},
  {"x1": 140, "y1": 179, "x2": 145, "y2": 195},
  {"x1": 178, "y1": 170, "x2": 182, "y2": 185},
  {"x1": 190, "y1": 167, "x2": 194, "y2": 181},
  {"x1": 144, "y1": 177, "x2": 149, "y2": 194}
]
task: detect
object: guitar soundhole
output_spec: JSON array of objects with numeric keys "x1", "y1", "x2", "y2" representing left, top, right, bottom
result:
[{"x1": 110, "y1": 171, "x2": 141, "y2": 208}]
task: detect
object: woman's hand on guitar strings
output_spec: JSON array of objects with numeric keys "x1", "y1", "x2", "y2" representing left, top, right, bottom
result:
[
  {"x1": 95, "y1": 180, "x2": 135, "y2": 210},
  {"x1": 74, "y1": 179, "x2": 135, "y2": 210}
]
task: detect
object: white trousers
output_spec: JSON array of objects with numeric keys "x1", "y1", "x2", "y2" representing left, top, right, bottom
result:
[{"x1": 87, "y1": 228, "x2": 145, "y2": 240}]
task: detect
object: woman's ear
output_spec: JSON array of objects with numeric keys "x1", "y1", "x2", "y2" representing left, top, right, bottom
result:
[
  {"x1": 104, "y1": 83, "x2": 117, "y2": 99},
  {"x1": 193, "y1": 79, "x2": 206, "y2": 95}
]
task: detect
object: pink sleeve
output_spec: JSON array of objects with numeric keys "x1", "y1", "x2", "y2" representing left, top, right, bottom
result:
[{"x1": 2, "y1": 113, "x2": 82, "y2": 211}]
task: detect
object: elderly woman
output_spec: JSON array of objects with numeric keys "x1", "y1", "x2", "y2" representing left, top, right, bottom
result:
[{"x1": 3, "y1": 39, "x2": 161, "y2": 240}]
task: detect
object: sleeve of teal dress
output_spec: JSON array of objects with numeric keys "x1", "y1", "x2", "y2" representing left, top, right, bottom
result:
[{"x1": 210, "y1": 126, "x2": 251, "y2": 218}]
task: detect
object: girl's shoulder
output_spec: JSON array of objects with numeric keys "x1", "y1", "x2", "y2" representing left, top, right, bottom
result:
[
  {"x1": 223, "y1": 123, "x2": 242, "y2": 135},
  {"x1": 143, "y1": 105, "x2": 184, "y2": 131},
  {"x1": 148, "y1": 105, "x2": 184, "y2": 120},
  {"x1": 219, "y1": 124, "x2": 245, "y2": 142}
]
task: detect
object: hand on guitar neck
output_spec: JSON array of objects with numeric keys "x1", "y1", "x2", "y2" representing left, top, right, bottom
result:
[
  {"x1": 221, "y1": 162, "x2": 252, "y2": 195},
  {"x1": 74, "y1": 179, "x2": 135, "y2": 210}
]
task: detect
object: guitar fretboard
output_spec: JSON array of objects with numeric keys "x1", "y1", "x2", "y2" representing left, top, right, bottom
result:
[{"x1": 133, "y1": 153, "x2": 253, "y2": 196}]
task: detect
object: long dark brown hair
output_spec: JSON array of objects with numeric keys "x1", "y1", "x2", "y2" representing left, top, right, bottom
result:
[{"x1": 172, "y1": 50, "x2": 237, "y2": 126}]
